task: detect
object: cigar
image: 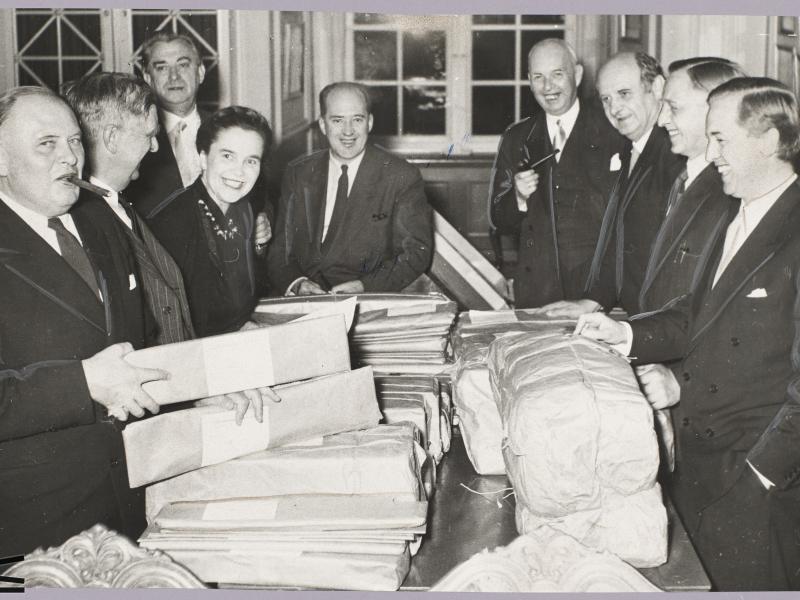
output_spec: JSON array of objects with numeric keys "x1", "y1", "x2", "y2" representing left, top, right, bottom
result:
[
  {"x1": 67, "y1": 175, "x2": 110, "y2": 197},
  {"x1": 518, "y1": 149, "x2": 560, "y2": 172}
]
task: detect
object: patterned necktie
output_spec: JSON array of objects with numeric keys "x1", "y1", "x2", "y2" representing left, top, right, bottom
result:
[
  {"x1": 323, "y1": 164, "x2": 349, "y2": 249},
  {"x1": 48, "y1": 217, "x2": 100, "y2": 299},
  {"x1": 552, "y1": 119, "x2": 566, "y2": 162},
  {"x1": 171, "y1": 120, "x2": 202, "y2": 187}
]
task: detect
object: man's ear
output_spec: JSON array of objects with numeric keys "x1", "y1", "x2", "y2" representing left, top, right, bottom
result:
[
  {"x1": 574, "y1": 64, "x2": 584, "y2": 88},
  {"x1": 651, "y1": 74, "x2": 666, "y2": 100},
  {"x1": 143, "y1": 70, "x2": 153, "y2": 87},
  {"x1": 367, "y1": 114, "x2": 374, "y2": 133},
  {"x1": 318, "y1": 116, "x2": 327, "y2": 138},
  {"x1": 760, "y1": 127, "x2": 781, "y2": 158},
  {"x1": 0, "y1": 143, "x2": 10, "y2": 177},
  {"x1": 103, "y1": 123, "x2": 119, "y2": 154},
  {"x1": 197, "y1": 62, "x2": 206, "y2": 86}
]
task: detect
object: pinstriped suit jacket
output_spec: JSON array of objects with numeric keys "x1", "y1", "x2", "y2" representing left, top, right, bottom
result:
[{"x1": 78, "y1": 189, "x2": 195, "y2": 346}]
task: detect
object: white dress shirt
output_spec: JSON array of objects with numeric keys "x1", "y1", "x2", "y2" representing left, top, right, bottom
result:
[
  {"x1": 321, "y1": 150, "x2": 366, "y2": 242},
  {"x1": 89, "y1": 176, "x2": 132, "y2": 230},
  {"x1": 162, "y1": 106, "x2": 202, "y2": 183},
  {"x1": 684, "y1": 154, "x2": 709, "y2": 190},
  {"x1": 0, "y1": 191, "x2": 82, "y2": 254}
]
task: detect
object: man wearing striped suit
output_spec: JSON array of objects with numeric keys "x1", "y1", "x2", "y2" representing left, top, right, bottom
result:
[{"x1": 63, "y1": 72, "x2": 195, "y2": 346}]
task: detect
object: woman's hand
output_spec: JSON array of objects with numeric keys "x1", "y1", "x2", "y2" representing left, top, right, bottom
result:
[{"x1": 255, "y1": 212, "x2": 272, "y2": 255}]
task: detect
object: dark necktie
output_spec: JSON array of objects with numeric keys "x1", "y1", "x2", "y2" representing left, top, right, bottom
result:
[
  {"x1": 48, "y1": 217, "x2": 100, "y2": 298},
  {"x1": 664, "y1": 168, "x2": 689, "y2": 217},
  {"x1": 323, "y1": 164, "x2": 349, "y2": 250},
  {"x1": 118, "y1": 195, "x2": 141, "y2": 237}
]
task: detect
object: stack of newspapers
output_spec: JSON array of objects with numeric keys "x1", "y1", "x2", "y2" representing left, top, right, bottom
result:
[
  {"x1": 253, "y1": 293, "x2": 458, "y2": 376},
  {"x1": 122, "y1": 315, "x2": 428, "y2": 589}
]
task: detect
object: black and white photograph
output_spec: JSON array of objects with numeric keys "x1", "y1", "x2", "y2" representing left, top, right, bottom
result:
[{"x1": 1, "y1": 3, "x2": 800, "y2": 595}]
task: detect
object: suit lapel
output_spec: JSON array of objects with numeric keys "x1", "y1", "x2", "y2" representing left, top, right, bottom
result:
[
  {"x1": 305, "y1": 155, "x2": 328, "y2": 250},
  {"x1": 0, "y1": 199, "x2": 106, "y2": 333},
  {"x1": 690, "y1": 182, "x2": 800, "y2": 349}
]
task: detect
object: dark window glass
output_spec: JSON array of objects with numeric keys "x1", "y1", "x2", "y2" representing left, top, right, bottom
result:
[
  {"x1": 354, "y1": 13, "x2": 398, "y2": 25},
  {"x1": 520, "y1": 30, "x2": 564, "y2": 78},
  {"x1": 472, "y1": 15, "x2": 514, "y2": 24},
  {"x1": 60, "y1": 14, "x2": 101, "y2": 55},
  {"x1": 521, "y1": 15, "x2": 565, "y2": 24},
  {"x1": 472, "y1": 31, "x2": 514, "y2": 80},
  {"x1": 62, "y1": 59, "x2": 101, "y2": 83},
  {"x1": 16, "y1": 14, "x2": 56, "y2": 57},
  {"x1": 369, "y1": 85, "x2": 398, "y2": 135},
  {"x1": 472, "y1": 86, "x2": 514, "y2": 135},
  {"x1": 18, "y1": 61, "x2": 58, "y2": 89},
  {"x1": 403, "y1": 86, "x2": 446, "y2": 134},
  {"x1": 354, "y1": 31, "x2": 397, "y2": 80},
  {"x1": 403, "y1": 30, "x2": 445, "y2": 81}
]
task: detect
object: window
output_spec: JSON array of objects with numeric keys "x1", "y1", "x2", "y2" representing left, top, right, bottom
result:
[{"x1": 347, "y1": 13, "x2": 572, "y2": 155}]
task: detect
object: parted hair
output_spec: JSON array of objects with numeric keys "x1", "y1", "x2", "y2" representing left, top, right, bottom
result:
[
  {"x1": 195, "y1": 105, "x2": 273, "y2": 156},
  {"x1": 709, "y1": 76, "x2": 800, "y2": 162},
  {"x1": 141, "y1": 32, "x2": 201, "y2": 69},
  {"x1": 668, "y1": 57, "x2": 747, "y2": 93},
  {"x1": 62, "y1": 72, "x2": 156, "y2": 144},
  {"x1": 0, "y1": 86, "x2": 64, "y2": 129},
  {"x1": 318, "y1": 81, "x2": 372, "y2": 117}
]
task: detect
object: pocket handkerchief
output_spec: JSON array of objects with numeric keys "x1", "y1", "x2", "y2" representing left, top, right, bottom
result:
[
  {"x1": 609, "y1": 153, "x2": 622, "y2": 171},
  {"x1": 746, "y1": 288, "x2": 768, "y2": 298},
  {"x1": 129, "y1": 273, "x2": 137, "y2": 290}
]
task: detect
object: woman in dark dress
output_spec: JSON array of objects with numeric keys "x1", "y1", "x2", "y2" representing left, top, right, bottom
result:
[{"x1": 147, "y1": 106, "x2": 272, "y2": 337}]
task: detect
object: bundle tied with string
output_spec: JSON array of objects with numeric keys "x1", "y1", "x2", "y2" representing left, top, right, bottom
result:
[{"x1": 487, "y1": 332, "x2": 667, "y2": 568}]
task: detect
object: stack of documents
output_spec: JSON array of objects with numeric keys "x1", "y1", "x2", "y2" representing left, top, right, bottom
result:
[{"x1": 253, "y1": 293, "x2": 458, "y2": 376}]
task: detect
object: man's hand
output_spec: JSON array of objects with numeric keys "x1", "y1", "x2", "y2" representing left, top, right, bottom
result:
[
  {"x1": 196, "y1": 386, "x2": 281, "y2": 425},
  {"x1": 331, "y1": 279, "x2": 365, "y2": 294},
  {"x1": 514, "y1": 169, "x2": 539, "y2": 201},
  {"x1": 297, "y1": 279, "x2": 327, "y2": 295},
  {"x1": 574, "y1": 312, "x2": 628, "y2": 344},
  {"x1": 635, "y1": 363, "x2": 681, "y2": 410},
  {"x1": 82, "y1": 342, "x2": 168, "y2": 421},
  {"x1": 540, "y1": 298, "x2": 601, "y2": 319},
  {"x1": 254, "y1": 212, "x2": 272, "y2": 255}
]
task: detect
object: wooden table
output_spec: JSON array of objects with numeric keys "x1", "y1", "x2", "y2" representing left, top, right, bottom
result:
[{"x1": 402, "y1": 432, "x2": 711, "y2": 591}]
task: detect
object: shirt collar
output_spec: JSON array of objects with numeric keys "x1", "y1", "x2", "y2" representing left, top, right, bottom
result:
[
  {"x1": 329, "y1": 148, "x2": 366, "y2": 179},
  {"x1": 88, "y1": 176, "x2": 117, "y2": 200},
  {"x1": 161, "y1": 106, "x2": 201, "y2": 134},
  {"x1": 684, "y1": 154, "x2": 710, "y2": 189},
  {"x1": 0, "y1": 190, "x2": 52, "y2": 230},
  {"x1": 632, "y1": 126, "x2": 654, "y2": 156},
  {"x1": 740, "y1": 173, "x2": 797, "y2": 218},
  {"x1": 545, "y1": 99, "x2": 580, "y2": 140}
]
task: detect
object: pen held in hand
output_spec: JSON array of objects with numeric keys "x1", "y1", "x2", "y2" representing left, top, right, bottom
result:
[{"x1": 518, "y1": 149, "x2": 560, "y2": 172}]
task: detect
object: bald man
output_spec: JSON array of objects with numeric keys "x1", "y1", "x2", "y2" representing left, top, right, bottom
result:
[{"x1": 488, "y1": 38, "x2": 624, "y2": 308}]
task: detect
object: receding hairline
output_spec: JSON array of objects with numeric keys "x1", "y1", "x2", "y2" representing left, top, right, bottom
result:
[
  {"x1": 0, "y1": 90, "x2": 73, "y2": 131},
  {"x1": 528, "y1": 38, "x2": 577, "y2": 68}
]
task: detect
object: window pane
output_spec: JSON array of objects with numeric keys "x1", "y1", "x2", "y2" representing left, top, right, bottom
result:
[
  {"x1": 60, "y1": 14, "x2": 101, "y2": 55},
  {"x1": 17, "y1": 14, "x2": 56, "y2": 57},
  {"x1": 354, "y1": 13, "x2": 399, "y2": 25},
  {"x1": 472, "y1": 15, "x2": 514, "y2": 24},
  {"x1": 131, "y1": 14, "x2": 169, "y2": 44},
  {"x1": 403, "y1": 86, "x2": 445, "y2": 134},
  {"x1": 403, "y1": 30, "x2": 445, "y2": 81},
  {"x1": 472, "y1": 86, "x2": 514, "y2": 135},
  {"x1": 521, "y1": 15, "x2": 565, "y2": 24},
  {"x1": 62, "y1": 59, "x2": 101, "y2": 83},
  {"x1": 472, "y1": 31, "x2": 514, "y2": 80},
  {"x1": 370, "y1": 86, "x2": 398, "y2": 136},
  {"x1": 354, "y1": 31, "x2": 397, "y2": 80},
  {"x1": 18, "y1": 60, "x2": 58, "y2": 88},
  {"x1": 520, "y1": 30, "x2": 564, "y2": 78},
  {"x1": 177, "y1": 14, "x2": 217, "y2": 49}
]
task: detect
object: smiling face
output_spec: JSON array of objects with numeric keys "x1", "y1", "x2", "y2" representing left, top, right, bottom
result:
[
  {"x1": 200, "y1": 126, "x2": 264, "y2": 210},
  {"x1": 657, "y1": 69, "x2": 710, "y2": 159},
  {"x1": 598, "y1": 55, "x2": 663, "y2": 142},
  {"x1": 528, "y1": 42, "x2": 583, "y2": 117},
  {"x1": 319, "y1": 87, "x2": 373, "y2": 163},
  {"x1": 144, "y1": 40, "x2": 205, "y2": 115},
  {"x1": 0, "y1": 94, "x2": 84, "y2": 217},
  {"x1": 705, "y1": 93, "x2": 768, "y2": 200}
]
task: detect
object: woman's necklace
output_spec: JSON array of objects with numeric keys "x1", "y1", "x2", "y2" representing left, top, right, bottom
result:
[{"x1": 198, "y1": 197, "x2": 239, "y2": 240}]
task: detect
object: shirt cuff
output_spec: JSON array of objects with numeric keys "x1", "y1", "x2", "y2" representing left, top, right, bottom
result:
[
  {"x1": 515, "y1": 189, "x2": 528, "y2": 212},
  {"x1": 611, "y1": 321, "x2": 634, "y2": 357},
  {"x1": 747, "y1": 459, "x2": 775, "y2": 490},
  {"x1": 285, "y1": 276, "x2": 308, "y2": 296}
]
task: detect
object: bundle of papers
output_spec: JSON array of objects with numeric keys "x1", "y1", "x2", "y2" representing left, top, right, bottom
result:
[
  {"x1": 142, "y1": 493, "x2": 428, "y2": 590},
  {"x1": 253, "y1": 293, "x2": 458, "y2": 376},
  {"x1": 451, "y1": 310, "x2": 575, "y2": 474}
]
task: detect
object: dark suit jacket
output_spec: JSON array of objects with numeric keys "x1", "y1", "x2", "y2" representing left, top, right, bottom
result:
[
  {"x1": 146, "y1": 178, "x2": 258, "y2": 337},
  {"x1": 489, "y1": 102, "x2": 625, "y2": 308},
  {"x1": 0, "y1": 196, "x2": 146, "y2": 556},
  {"x1": 267, "y1": 144, "x2": 433, "y2": 293},
  {"x1": 585, "y1": 126, "x2": 686, "y2": 312},
  {"x1": 77, "y1": 189, "x2": 196, "y2": 346},
  {"x1": 629, "y1": 180, "x2": 800, "y2": 588},
  {"x1": 637, "y1": 164, "x2": 732, "y2": 314}
]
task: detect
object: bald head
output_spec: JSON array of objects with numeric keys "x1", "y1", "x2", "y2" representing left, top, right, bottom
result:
[{"x1": 527, "y1": 38, "x2": 583, "y2": 116}]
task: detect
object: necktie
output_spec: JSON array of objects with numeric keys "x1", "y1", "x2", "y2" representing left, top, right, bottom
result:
[
  {"x1": 118, "y1": 195, "x2": 141, "y2": 237},
  {"x1": 664, "y1": 168, "x2": 689, "y2": 217},
  {"x1": 712, "y1": 212, "x2": 745, "y2": 288},
  {"x1": 48, "y1": 217, "x2": 100, "y2": 298},
  {"x1": 552, "y1": 119, "x2": 567, "y2": 162},
  {"x1": 628, "y1": 146, "x2": 641, "y2": 175},
  {"x1": 323, "y1": 165, "x2": 349, "y2": 249},
  {"x1": 172, "y1": 120, "x2": 202, "y2": 187}
]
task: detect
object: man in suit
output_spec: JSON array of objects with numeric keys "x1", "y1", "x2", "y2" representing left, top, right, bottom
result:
[
  {"x1": 638, "y1": 57, "x2": 745, "y2": 315},
  {"x1": 488, "y1": 38, "x2": 624, "y2": 308},
  {"x1": 575, "y1": 77, "x2": 800, "y2": 590},
  {"x1": 0, "y1": 86, "x2": 167, "y2": 555},
  {"x1": 267, "y1": 81, "x2": 433, "y2": 295}
]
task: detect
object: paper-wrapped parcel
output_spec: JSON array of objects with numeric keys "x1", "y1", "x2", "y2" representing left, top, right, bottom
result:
[{"x1": 488, "y1": 331, "x2": 667, "y2": 567}]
